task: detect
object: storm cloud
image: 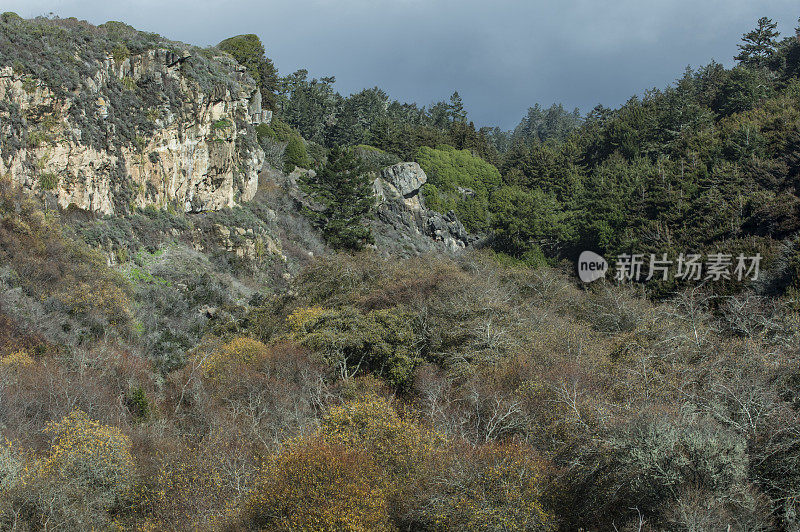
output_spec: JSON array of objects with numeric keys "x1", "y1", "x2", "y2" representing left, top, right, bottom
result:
[{"x1": 5, "y1": 0, "x2": 799, "y2": 128}]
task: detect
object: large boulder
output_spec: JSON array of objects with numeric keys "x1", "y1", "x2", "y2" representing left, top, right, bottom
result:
[
  {"x1": 368, "y1": 162, "x2": 473, "y2": 255},
  {"x1": 380, "y1": 162, "x2": 427, "y2": 197}
]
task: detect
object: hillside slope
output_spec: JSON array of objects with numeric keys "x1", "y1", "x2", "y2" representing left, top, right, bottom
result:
[{"x1": 1, "y1": 12, "x2": 800, "y2": 532}]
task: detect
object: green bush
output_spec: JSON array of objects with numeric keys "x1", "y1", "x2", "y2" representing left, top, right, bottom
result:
[
  {"x1": 284, "y1": 135, "x2": 311, "y2": 172},
  {"x1": 417, "y1": 145, "x2": 501, "y2": 232},
  {"x1": 125, "y1": 385, "x2": 150, "y2": 421},
  {"x1": 256, "y1": 118, "x2": 310, "y2": 172},
  {"x1": 111, "y1": 42, "x2": 130, "y2": 64},
  {"x1": 38, "y1": 172, "x2": 58, "y2": 191},
  {"x1": 211, "y1": 118, "x2": 232, "y2": 130},
  {"x1": 417, "y1": 145, "x2": 502, "y2": 191},
  {"x1": 288, "y1": 305, "x2": 419, "y2": 389}
]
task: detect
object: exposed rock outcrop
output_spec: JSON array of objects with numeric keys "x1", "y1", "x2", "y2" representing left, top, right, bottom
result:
[
  {"x1": 372, "y1": 162, "x2": 471, "y2": 254},
  {"x1": 0, "y1": 47, "x2": 266, "y2": 215},
  {"x1": 379, "y1": 162, "x2": 427, "y2": 197}
]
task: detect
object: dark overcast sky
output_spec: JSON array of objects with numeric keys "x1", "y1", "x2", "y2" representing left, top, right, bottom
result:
[{"x1": 5, "y1": 0, "x2": 800, "y2": 129}]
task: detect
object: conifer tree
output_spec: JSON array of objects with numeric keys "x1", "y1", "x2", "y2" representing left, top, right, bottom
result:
[
  {"x1": 448, "y1": 91, "x2": 467, "y2": 123},
  {"x1": 735, "y1": 17, "x2": 780, "y2": 68},
  {"x1": 218, "y1": 34, "x2": 279, "y2": 110},
  {"x1": 301, "y1": 146, "x2": 375, "y2": 250}
]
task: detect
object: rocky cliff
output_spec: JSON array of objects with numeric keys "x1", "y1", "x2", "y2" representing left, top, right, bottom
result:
[
  {"x1": 0, "y1": 15, "x2": 472, "y2": 262},
  {"x1": 0, "y1": 16, "x2": 266, "y2": 215},
  {"x1": 372, "y1": 162, "x2": 471, "y2": 253}
]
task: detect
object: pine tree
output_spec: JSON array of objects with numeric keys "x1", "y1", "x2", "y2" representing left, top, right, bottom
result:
[
  {"x1": 735, "y1": 17, "x2": 780, "y2": 68},
  {"x1": 448, "y1": 91, "x2": 467, "y2": 123},
  {"x1": 218, "y1": 34, "x2": 279, "y2": 110},
  {"x1": 301, "y1": 146, "x2": 375, "y2": 250}
]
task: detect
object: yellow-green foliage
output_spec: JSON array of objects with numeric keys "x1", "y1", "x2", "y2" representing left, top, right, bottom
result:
[
  {"x1": 38, "y1": 172, "x2": 58, "y2": 190},
  {"x1": 199, "y1": 336, "x2": 270, "y2": 379},
  {"x1": 41, "y1": 410, "x2": 134, "y2": 504},
  {"x1": 286, "y1": 305, "x2": 327, "y2": 334},
  {"x1": 236, "y1": 394, "x2": 555, "y2": 531},
  {"x1": 321, "y1": 395, "x2": 443, "y2": 481},
  {"x1": 417, "y1": 145, "x2": 501, "y2": 193},
  {"x1": 111, "y1": 42, "x2": 130, "y2": 65},
  {"x1": 0, "y1": 349, "x2": 34, "y2": 370},
  {"x1": 256, "y1": 117, "x2": 296, "y2": 143},
  {"x1": 417, "y1": 144, "x2": 501, "y2": 232},
  {"x1": 240, "y1": 437, "x2": 393, "y2": 531},
  {"x1": 353, "y1": 144, "x2": 401, "y2": 171},
  {"x1": 0, "y1": 410, "x2": 135, "y2": 529},
  {"x1": 128, "y1": 444, "x2": 230, "y2": 530}
]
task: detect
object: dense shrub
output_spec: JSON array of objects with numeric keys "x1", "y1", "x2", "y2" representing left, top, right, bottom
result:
[
  {"x1": 418, "y1": 443, "x2": 554, "y2": 531},
  {"x1": 289, "y1": 305, "x2": 418, "y2": 389},
  {"x1": 489, "y1": 185, "x2": 573, "y2": 260},
  {"x1": 0, "y1": 410, "x2": 134, "y2": 529},
  {"x1": 320, "y1": 395, "x2": 442, "y2": 481},
  {"x1": 199, "y1": 336, "x2": 270, "y2": 379},
  {"x1": 417, "y1": 145, "x2": 502, "y2": 232},
  {"x1": 40, "y1": 410, "x2": 134, "y2": 504},
  {"x1": 238, "y1": 437, "x2": 392, "y2": 531}
]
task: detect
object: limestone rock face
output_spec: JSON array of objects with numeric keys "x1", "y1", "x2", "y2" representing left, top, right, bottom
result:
[
  {"x1": 380, "y1": 162, "x2": 427, "y2": 197},
  {"x1": 0, "y1": 48, "x2": 267, "y2": 215}
]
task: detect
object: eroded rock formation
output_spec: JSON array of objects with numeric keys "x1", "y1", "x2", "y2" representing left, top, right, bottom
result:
[
  {"x1": 0, "y1": 48, "x2": 266, "y2": 215},
  {"x1": 373, "y1": 162, "x2": 471, "y2": 254}
]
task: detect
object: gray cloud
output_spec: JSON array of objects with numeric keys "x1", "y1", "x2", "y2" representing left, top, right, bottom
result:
[{"x1": 5, "y1": 0, "x2": 799, "y2": 128}]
